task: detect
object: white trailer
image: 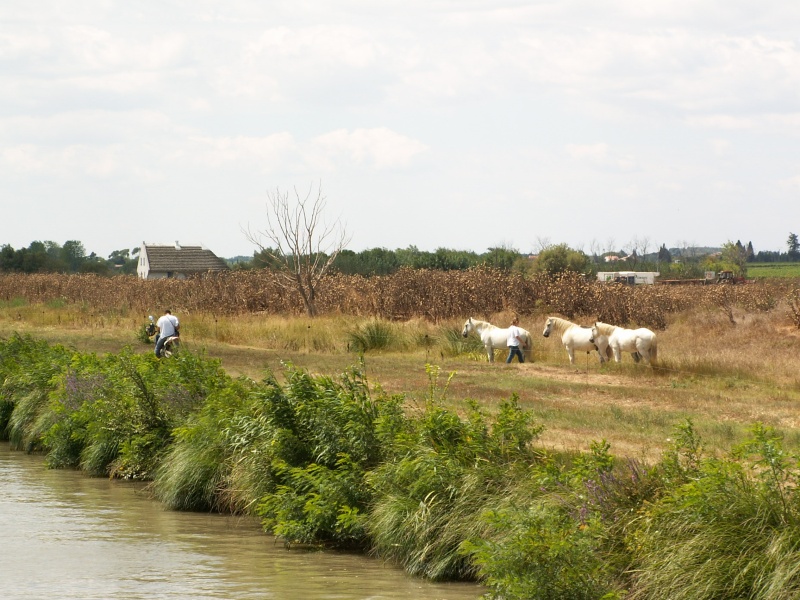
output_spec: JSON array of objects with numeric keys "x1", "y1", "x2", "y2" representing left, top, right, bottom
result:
[{"x1": 597, "y1": 271, "x2": 660, "y2": 285}]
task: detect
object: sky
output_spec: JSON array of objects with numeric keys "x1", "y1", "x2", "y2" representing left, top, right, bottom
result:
[{"x1": 2, "y1": 1, "x2": 799, "y2": 260}]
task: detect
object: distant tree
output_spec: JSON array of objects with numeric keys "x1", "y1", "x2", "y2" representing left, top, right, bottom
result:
[
  {"x1": 746, "y1": 241, "x2": 755, "y2": 262},
  {"x1": 533, "y1": 244, "x2": 591, "y2": 276},
  {"x1": 483, "y1": 246, "x2": 520, "y2": 271},
  {"x1": 657, "y1": 244, "x2": 672, "y2": 264},
  {"x1": 80, "y1": 253, "x2": 109, "y2": 275},
  {"x1": 21, "y1": 243, "x2": 49, "y2": 272},
  {"x1": 60, "y1": 240, "x2": 86, "y2": 272},
  {"x1": 754, "y1": 250, "x2": 782, "y2": 262},
  {"x1": 788, "y1": 233, "x2": 800, "y2": 259},
  {"x1": 333, "y1": 247, "x2": 400, "y2": 276},
  {"x1": 432, "y1": 247, "x2": 476, "y2": 270},
  {"x1": 0, "y1": 244, "x2": 16, "y2": 271},
  {"x1": 719, "y1": 241, "x2": 748, "y2": 276},
  {"x1": 107, "y1": 248, "x2": 138, "y2": 275},
  {"x1": 396, "y1": 245, "x2": 437, "y2": 269},
  {"x1": 245, "y1": 183, "x2": 349, "y2": 317}
]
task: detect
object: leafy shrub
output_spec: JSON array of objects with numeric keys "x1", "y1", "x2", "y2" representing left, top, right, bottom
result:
[
  {"x1": 628, "y1": 423, "x2": 800, "y2": 599},
  {"x1": 0, "y1": 334, "x2": 72, "y2": 450},
  {"x1": 252, "y1": 364, "x2": 405, "y2": 548},
  {"x1": 440, "y1": 326, "x2": 485, "y2": 358},
  {"x1": 368, "y1": 394, "x2": 544, "y2": 580},
  {"x1": 154, "y1": 380, "x2": 255, "y2": 511}
]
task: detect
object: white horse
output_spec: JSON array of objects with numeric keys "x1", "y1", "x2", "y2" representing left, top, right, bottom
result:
[
  {"x1": 461, "y1": 317, "x2": 533, "y2": 362},
  {"x1": 542, "y1": 316, "x2": 609, "y2": 365},
  {"x1": 593, "y1": 321, "x2": 658, "y2": 365}
]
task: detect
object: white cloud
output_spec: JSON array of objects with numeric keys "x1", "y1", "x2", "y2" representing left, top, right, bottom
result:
[
  {"x1": 187, "y1": 133, "x2": 298, "y2": 170},
  {"x1": 311, "y1": 128, "x2": 428, "y2": 169},
  {"x1": 566, "y1": 143, "x2": 637, "y2": 171}
]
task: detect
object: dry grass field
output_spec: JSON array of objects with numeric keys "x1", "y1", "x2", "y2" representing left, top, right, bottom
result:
[{"x1": 2, "y1": 270, "x2": 800, "y2": 461}]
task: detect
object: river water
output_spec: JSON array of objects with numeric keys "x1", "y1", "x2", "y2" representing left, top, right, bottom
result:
[{"x1": 0, "y1": 447, "x2": 481, "y2": 600}]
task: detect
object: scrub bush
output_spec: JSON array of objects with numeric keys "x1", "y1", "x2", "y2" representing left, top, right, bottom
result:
[
  {"x1": 628, "y1": 423, "x2": 800, "y2": 600},
  {"x1": 368, "y1": 394, "x2": 544, "y2": 580},
  {"x1": 0, "y1": 334, "x2": 72, "y2": 450},
  {"x1": 42, "y1": 349, "x2": 229, "y2": 478},
  {"x1": 253, "y1": 364, "x2": 405, "y2": 548}
]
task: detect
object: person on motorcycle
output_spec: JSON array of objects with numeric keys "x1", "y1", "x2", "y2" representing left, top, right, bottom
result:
[{"x1": 155, "y1": 309, "x2": 180, "y2": 358}]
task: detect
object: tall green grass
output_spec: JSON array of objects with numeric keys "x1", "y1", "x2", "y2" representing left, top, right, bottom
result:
[
  {"x1": 347, "y1": 319, "x2": 397, "y2": 352},
  {"x1": 629, "y1": 423, "x2": 800, "y2": 600}
]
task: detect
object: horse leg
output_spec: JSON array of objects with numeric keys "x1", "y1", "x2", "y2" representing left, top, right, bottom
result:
[
  {"x1": 613, "y1": 346, "x2": 622, "y2": 363},
  {"x1": 487, "y1": 345, "x2": 494, "y2": 362},
  {"x1": 631, "y1": 351, "x2": 641, "y2": 363},
  {"x1": 566, "y1": 346, "x2": 575, "y2": 365}
]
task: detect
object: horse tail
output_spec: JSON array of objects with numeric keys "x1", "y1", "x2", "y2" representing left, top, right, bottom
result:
[{"x1": 523, "y1": 332, "x2": 533, "y2": 361}]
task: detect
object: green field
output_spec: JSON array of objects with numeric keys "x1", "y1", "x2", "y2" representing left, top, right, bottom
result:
[{"x1": 747, "y1": 262, "x2": 800, "y2": 278}]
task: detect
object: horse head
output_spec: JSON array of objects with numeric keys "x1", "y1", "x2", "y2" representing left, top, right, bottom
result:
[
  {"x1": 542, "y1": 317, "x2": 553, "y2": 338},
  {"x1": 462, "y1": 318, "x2": 473, "y2": 338},
  {"x1": 589, "y1": 324, "x2": 598, "y2": 345}
]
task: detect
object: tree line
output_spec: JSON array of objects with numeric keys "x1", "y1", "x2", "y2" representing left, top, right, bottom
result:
[
  {"x1": 0, "y1": 241, "x2": 138, "y2": 275},
  {"x1": 3, "y1": 234, "x2": 799, "y2": 278}
]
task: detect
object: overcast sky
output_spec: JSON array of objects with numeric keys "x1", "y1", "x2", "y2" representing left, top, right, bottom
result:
[{"x1": 2, "y1": 1, "x2": 799, "y2": 259}]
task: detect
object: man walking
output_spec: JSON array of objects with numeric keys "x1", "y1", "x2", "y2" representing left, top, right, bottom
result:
[{"x1": 506, "y1": 316, "x2": 527, "y2": 364}]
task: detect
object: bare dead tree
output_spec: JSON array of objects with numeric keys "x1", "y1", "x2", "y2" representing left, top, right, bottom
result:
[
  {"x1": 245, "y1": 183, "x2": 350, "y2": 317},
  {"x1": 588, "y1": 238, "x2": 601, "y2": 262},
  {"x1": 534, "y1": 236, "x2": 553, "y2": 253}
]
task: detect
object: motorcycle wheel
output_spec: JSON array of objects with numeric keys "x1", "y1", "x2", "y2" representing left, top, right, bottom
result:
[{"x1": 163, "y1": 337, "x2": 180, "y2": 358}]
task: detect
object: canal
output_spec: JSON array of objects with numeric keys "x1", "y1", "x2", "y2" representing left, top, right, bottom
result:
[{"x1": 0, "y1": 446, "x2": 481, "y2": 599}]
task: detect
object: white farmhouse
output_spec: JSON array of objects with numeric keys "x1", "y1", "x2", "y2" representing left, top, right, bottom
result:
[{"x1": 137, "y1": 242, "x2": 229, "y2": 280}]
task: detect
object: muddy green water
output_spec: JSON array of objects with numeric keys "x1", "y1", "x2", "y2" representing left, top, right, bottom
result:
[{"x1": 0, "y1": 447, "x2": 481, "y2": 600}]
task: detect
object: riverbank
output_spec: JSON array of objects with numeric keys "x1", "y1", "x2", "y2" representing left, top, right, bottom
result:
[{"x1": 4, "y1": 300, "x2": 800, "y2": 597}]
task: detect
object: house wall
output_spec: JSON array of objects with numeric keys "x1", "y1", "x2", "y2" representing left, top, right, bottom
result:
[{"x1": 137, "y1": 245, "x2": 149, "y2": 279}]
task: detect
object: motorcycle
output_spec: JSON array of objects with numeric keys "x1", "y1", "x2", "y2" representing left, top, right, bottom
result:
[{"x1": 146, "y1": 315, "x2": 181, "y2": 358}]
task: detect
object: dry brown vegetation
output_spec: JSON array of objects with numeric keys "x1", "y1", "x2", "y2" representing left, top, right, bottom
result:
[
  {"x1": 3, "y1": 269, "x2": 800, "y2": 459},
  {"x1": 0, "y1": 269, "x2": 794, "y2": 326}
]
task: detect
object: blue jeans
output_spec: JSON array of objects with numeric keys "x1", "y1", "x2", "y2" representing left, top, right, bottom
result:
[
  {"x1": 506, "y1": 346, "x2": 524, "y2": 363},
  {"x1": 155, "y1": 333, "x2": 177, "y2": 357}
]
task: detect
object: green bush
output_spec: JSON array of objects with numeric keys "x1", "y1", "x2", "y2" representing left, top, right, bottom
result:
[
  {"x1": 252, "y1": 364, "x2": 404, "y2": 548},
  {"x1": 0, "y1": 334, "x2": 72, "y2": 450},
  {"x1": 153, "y1": 380, "x2": 255, "y2": 511},
  {"x1": 628, "y1": 423, "x2": 800, "y2": 600},
  {"x1": 368, "y1": 394, "x2": 544, "y2": 580},
  {"x1": 9, "y1": 334, "x2": 800, "y2": 597}
]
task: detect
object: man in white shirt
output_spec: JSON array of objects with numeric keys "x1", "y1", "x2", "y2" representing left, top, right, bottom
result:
[
  {"x1": 155, "y1": 309, "x2": 180, "y2": 357},
  {"x1": 506, "y1": 316, "x2": 526, "y2": 364}
]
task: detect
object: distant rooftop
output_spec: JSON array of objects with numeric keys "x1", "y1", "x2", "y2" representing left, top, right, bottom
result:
[{"x1": 143, "y1": 243, "x2": 228, "y2": 273}]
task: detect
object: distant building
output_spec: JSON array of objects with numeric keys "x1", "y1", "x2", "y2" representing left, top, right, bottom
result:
[
  {"x1": 597, "y1": 271, "x2": 660, "y2": 285},
  {"x1": 137, "y1": 242, "x2": 229, "y2": 280}
]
